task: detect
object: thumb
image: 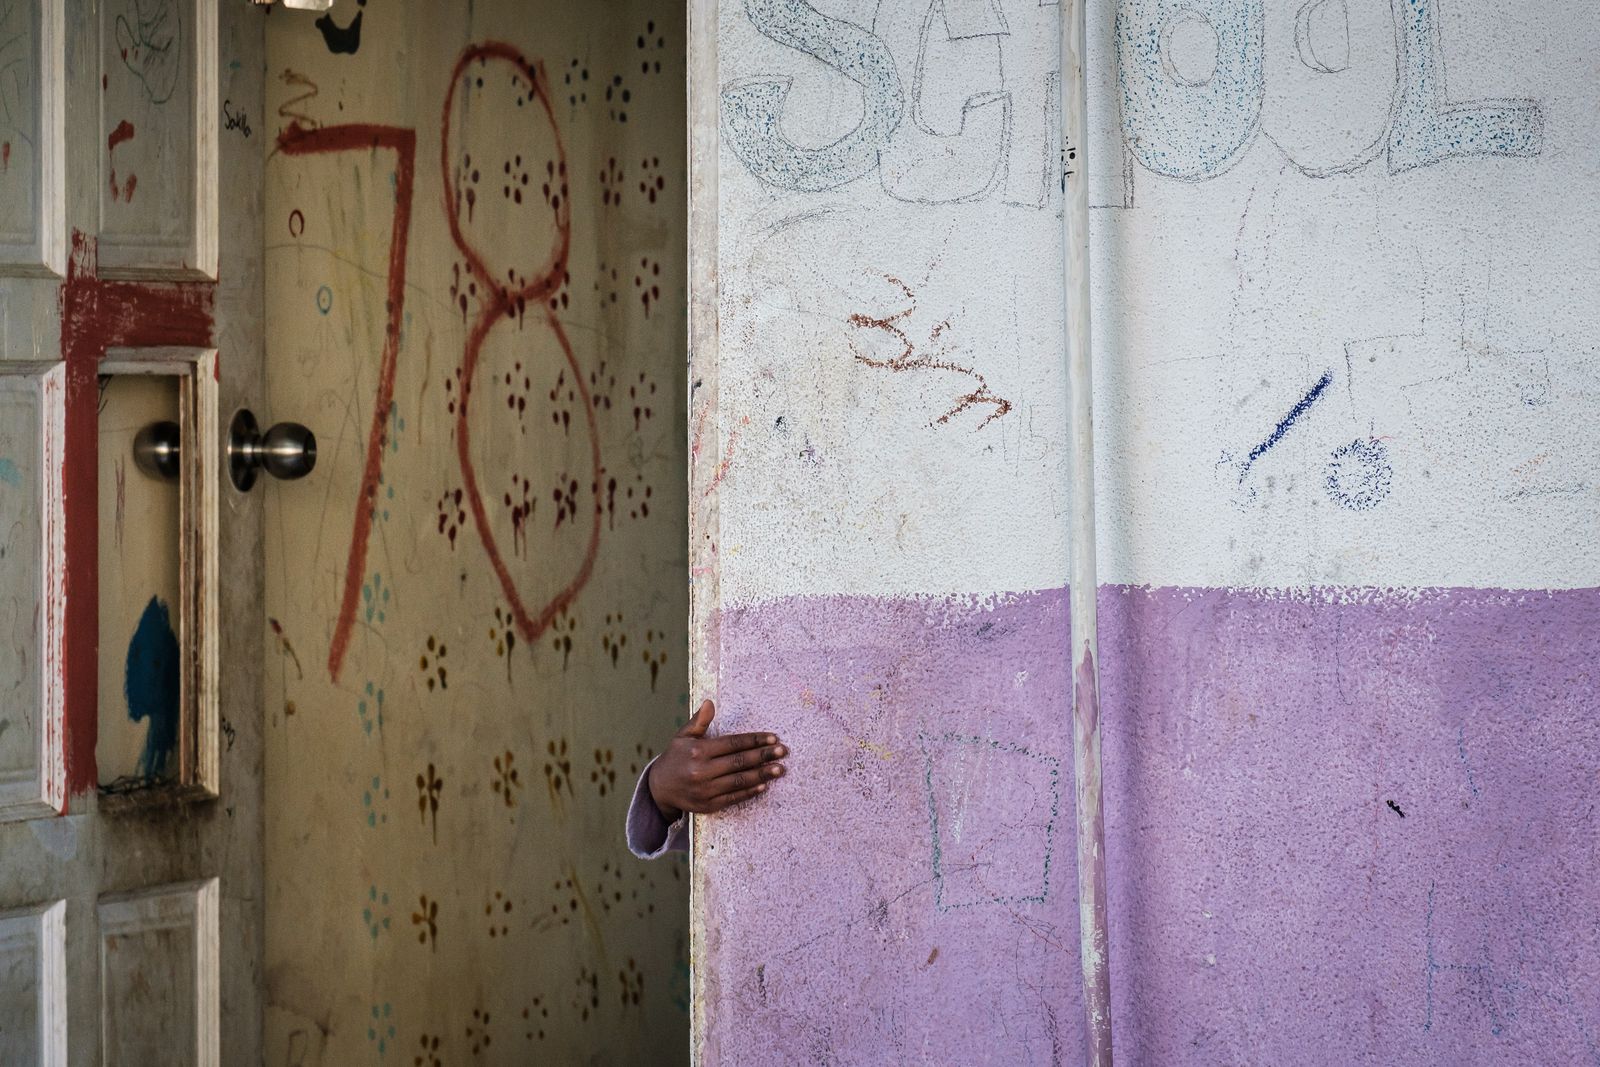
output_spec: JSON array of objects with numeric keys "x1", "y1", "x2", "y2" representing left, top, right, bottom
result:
[{"x1": 679, "y1": 699, "x2": 715, "y2": 737}]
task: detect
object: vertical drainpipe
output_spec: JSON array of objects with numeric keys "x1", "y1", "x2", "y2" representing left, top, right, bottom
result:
[{"x1": 1060, "y1": 1, "x2": 1114, "y2": 1063}]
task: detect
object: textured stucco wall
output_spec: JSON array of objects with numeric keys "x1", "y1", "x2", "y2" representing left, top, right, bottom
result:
[
  {"x1": 260, "y1": 2, "x2": 690, "y2": 1063},
  {"x1": 694, "y1": 0, "x2": 1599, "y2": 1062}
]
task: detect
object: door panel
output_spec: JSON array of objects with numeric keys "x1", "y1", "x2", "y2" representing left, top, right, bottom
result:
[
  {"x1": 0, "y1": 900, "x2": 66, "y2": 1067},
  {"x1": 0, "y1": 0, "x2": 66, "y2": 276},
  {"x1": 0, "y1": 364, "x2": 66, "y2": 823},
  {"x1": 95, "y1": 0, "x2": 217, "y2": 280},
  {"x1": 97, "y1": 879, "x2": 218, "y2": 1067},
  {"x1": 0, "y1": 2, "x2": 265, "y2": 1064}
]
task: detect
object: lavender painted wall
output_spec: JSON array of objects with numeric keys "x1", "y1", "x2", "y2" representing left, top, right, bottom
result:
[
  {"x1": 703, "y1": 587, "x2": 1599, "y2": 1064},
  {"x1": 691, "y1": 0, "x2": 1600, "y2": 1061}
]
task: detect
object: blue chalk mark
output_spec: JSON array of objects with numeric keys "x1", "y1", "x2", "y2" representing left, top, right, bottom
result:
[
  {"x1": 125, "y1": 596, "x2": 181, "y2": 780},
  {"x1": 1388, "y1": 0, "x2": 1543, "y2": 173},
  {"x1": 1241, "y1": 370, "x2": 1333, "y2": 476},
  {"x1": 0, "y1": 458, "x2": 21, "y2": 487},
  {"x1": 1325, "y1": 438, "x2": 1393, "y2": 510},
  {"x1": 721, "y1": 0, "x2": 904, "y2": 192}
]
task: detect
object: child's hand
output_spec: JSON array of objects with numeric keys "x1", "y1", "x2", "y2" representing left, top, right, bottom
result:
[{"x1": 648, "y1": 699, "x2": 787, "y2": 819}]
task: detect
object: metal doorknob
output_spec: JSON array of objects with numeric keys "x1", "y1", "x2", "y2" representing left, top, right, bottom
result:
[
  {"x1": 133, "y1": 421, "x2": 183, "y2": 481},
  {"x1": 229, "y1": 409, "x2": 317, "y2": 491}
]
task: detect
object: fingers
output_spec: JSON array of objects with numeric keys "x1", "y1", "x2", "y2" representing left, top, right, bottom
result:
[
  {"x1": 677, "y1": 699, "x2": 715, "y2": 738},
  {"x1": 702, "y1": 743, "x2": 787, "y2": 780},
  {"x1": 709, "y1": 760, "x2": 786, "y2": 794},
  {"x1": 705, "y1": 782, "x2": 769, "y2": 813},
  {"x1": 703, "y1": 731, "x2": 781, "y2": 759}
]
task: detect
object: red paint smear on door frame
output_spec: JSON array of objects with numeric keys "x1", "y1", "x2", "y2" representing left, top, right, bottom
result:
[
  {"x1": 59, "y1": 232, "x2": 216, "y2": 797},
  {"x1": 275, "y1": 122, "x2": 416, "y2": 682}
]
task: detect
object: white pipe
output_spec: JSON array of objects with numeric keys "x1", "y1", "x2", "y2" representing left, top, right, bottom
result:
[{"x1": 1060, "y1": 1, "x2": 1114, "y2": 1063}]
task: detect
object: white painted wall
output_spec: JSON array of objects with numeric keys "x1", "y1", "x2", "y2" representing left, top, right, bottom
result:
[{"x1": 711, "y1": 0, "x2": 1597, "y2": 601}]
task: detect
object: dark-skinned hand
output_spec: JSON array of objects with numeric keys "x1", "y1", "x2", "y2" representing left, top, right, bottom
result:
[{"x1": 647, "y1": 699, "x2": 786, "y2": 819}]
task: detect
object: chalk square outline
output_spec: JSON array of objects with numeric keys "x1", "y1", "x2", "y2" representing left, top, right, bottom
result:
[{"x1": 920, "y1": 731, "x2": 1060, "y2": 912}]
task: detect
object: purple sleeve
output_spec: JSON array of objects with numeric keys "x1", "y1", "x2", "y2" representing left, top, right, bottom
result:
[{"x1": 626, "y1": 756, "x2": 688, "y2": 859}]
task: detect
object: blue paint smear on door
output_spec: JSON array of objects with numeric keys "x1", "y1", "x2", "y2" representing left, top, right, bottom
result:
[
  {"x1": 126, "y1": 596, "x2": 181, "y2": 780},
  {"x1": 0, "y1": 457, "x2": 22, "y2": 487}
]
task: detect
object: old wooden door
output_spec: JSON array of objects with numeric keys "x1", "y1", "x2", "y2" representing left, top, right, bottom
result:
[{"x1": 0, "y1": 0, "x2": 268, "y2": 1063}]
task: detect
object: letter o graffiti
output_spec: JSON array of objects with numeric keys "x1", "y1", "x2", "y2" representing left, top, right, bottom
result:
[{"x1": 1117, "y1": 0, "x2": 1266, "y2": 181}]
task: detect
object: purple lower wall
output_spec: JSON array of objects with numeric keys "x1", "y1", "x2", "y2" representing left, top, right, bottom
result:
[{"x1": 699, "y1": 586, "x2": 1600, "y2": 1065}]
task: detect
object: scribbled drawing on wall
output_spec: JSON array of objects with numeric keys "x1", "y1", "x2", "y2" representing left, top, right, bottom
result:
[
  {"x1": 1423, "y1": 879, "x2": 1600, "y2": 1061},
  {"x1": 1257, "y1": 0, "x2": 1396, "y2": 176},
  {"x1": 116, "y1": 0, "x2": 184, "y2": 105},
  {"x1": 721, "y1": 0, "x2": 1076, "y2": 207},
  {"x1": 1116, "y1": 0, "x2": 1543, "y2": 183},
  {"x1": 1333, "y1": 278, "x2": 1596, "y2": 509},
  {"x1": 276, "y1": 68, "x2": 321, "y2": 128},
  {"x1": 0, "y1": 0, "x2": 32, "y2": 182},
  {"x1": 1219, "y1": 368, "x2": 1333, "y2": 500},
  {"x1": 107, "y1": 119, "x2": 138, "y2": 202},
  {"x1": 849, "y1": 273, "x2": 1012, "y2": 430}
]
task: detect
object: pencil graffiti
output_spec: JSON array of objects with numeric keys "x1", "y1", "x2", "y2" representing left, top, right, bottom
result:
[
  {"x1": 721, "y1": 0, "x2": 1543, "y2": 204},
  {"x1": 1119, "y1": 0, "x2": 1543, "y2": 181},
  {"x1": 1294, "y1": 0, "x2": 1349, "y2": 74},
  {"x1": 875, "y1": 0, "x2": 1008, "y2": 204},
  {"x1": 1424, "y1": 879, "x2": 1600, "y2": 1060},
  {"x1": 0, "y1": 0, "x2": 30, "y2": 162},
  {"x1": 1260, "y1": 0, "x2": 1393, "y2": 175}
]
